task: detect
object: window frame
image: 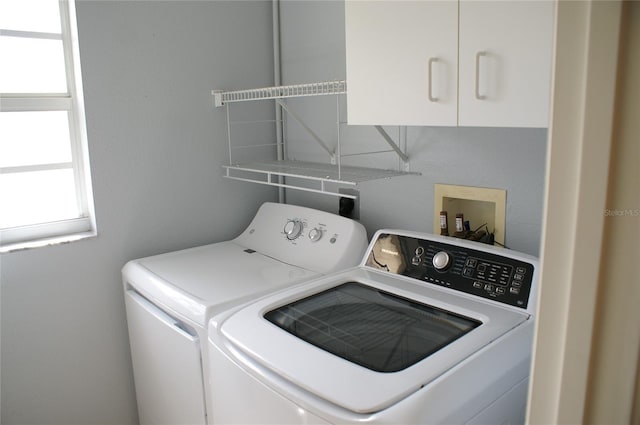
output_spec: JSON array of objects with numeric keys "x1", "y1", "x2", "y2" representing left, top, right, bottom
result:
[{"x1": 0, "y1": 0, "x2": 95, "y2": 252}]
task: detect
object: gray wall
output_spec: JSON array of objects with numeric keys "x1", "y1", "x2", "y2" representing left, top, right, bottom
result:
[
  {"x1": 0, "y1": 2, "x2": 276, "y2": 424},
  {"x1": 278, "y1": 1, "x2": 547, "y2": 256}
]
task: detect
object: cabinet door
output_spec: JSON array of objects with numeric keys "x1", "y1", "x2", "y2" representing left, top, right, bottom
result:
[
  {"x1": 458, "y1": 0, "x2": 554, "y2": 128},
  {"x1": 345, "y1": 0, "x2": 458, "y2": 126}
]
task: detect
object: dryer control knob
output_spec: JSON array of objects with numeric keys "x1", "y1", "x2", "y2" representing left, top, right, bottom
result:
[
  {"x1": 432, "y1": 251, "x2": 452, "y2": 271},
  {"x1": 284, "y1": 220, "x2": 303, "y2": 240},
  {"x1": 308, "y1": 227, "x2": 323, "y2": 242}
]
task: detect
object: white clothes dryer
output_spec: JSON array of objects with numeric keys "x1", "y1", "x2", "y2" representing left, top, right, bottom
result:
[
  {"x1": 208, "y1": 229, "x2": 539, "y2": 424},
  {"x1": 122, "y1": 202, "x2": 367, "y2": 425}
]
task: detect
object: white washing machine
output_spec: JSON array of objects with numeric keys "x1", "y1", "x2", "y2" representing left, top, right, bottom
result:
[
  {"x1": 122, "y1": 202, "x2": 368, "y2": 425},
  {"x1": 208, "y1": 229, "x2": 539, "y2": 424}
]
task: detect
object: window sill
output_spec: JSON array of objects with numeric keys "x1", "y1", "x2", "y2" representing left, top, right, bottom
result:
[{"x1": 0, "y1": 230, "x2": 97, "y2": 254}]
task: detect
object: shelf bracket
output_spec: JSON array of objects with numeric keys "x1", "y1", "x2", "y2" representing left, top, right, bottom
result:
[
  {"x1": 374, "y1": 126, "x2": 410, "y2": 164},
  {"x1": 276, "y1": 99, "x2": 336, "y2": 163},
  {"x1": 212, "y1": 90, "x2": 224, "y2": 107}
]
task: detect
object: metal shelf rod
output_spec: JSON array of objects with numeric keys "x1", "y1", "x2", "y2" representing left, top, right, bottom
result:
[
  {"x1": 230, "y1": 143, "x2": 278, "y2": 150},
  {"x1": 229, "y1": 119, "x2": 281, "y2": 125},
  {"x1": 374, "y1": 126, "x2": 410, "y2": 163},
  {"x1": 223, "y1": 173, "x2": 358, "y2": 200},
  {"x1": 340, "y1": 149, "x2": 396, "y2": 157},
  {"x1": 276, "y1": 99, "x2": 335, "y2": 160}
]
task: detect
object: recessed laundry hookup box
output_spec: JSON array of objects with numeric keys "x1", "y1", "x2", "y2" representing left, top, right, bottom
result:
[{"x1": 434, "y1": 184, "x2": 506, "y2": 246}]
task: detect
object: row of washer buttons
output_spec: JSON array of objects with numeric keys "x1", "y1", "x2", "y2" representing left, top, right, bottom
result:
[
  {"x1": 510, "y1": 266, "x2": 528, "y2": 294},
  {"x1": 473, "y1": 281, "x2": 507, "y2": 295}
]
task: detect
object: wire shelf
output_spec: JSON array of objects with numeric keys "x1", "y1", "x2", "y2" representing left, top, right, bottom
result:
[
  {"x1": 223, "y1": 160, "x2": 418, "y2": 199},
  {"x1": 213, "y1": 81, "x2": 347, "y2": 107},
  {"x1": 212, "y1": 80, "x2": 419, "y2": 199}
]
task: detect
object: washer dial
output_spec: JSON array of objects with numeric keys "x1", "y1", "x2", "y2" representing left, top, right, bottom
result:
[
  {"x1": 283, "y1": 220, "x2": 303, "y2": 240},
  {"x1": 308, "y1": 227, "x2": 323, "y2": 242},
  {"x1": 432, "y1": 251, "x2": 452, "y2": 271}
]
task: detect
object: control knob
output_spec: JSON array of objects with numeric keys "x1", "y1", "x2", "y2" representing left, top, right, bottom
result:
[
  {"x1": 432, "y1": 251, "x2": 452, "y2": 271},
  {"x1": 308, "y1": 227, "x2": 323, "y2": 242},
  {"x1": 283, "y1": 220, "x2": 303, "y2": 240}
]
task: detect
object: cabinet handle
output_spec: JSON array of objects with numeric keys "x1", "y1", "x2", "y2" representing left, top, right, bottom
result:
[
  {"x1": 475, "y1": 51, "x2": 488, "y2": 100},
  {"x1": 428, "y1": 57, "x2": 439, "y2": 102}
]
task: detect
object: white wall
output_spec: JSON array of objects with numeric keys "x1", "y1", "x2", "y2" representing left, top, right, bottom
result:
[
  {"x1": 278, "y1": 1, "x2": 547, "y2": 256},
  {"x1": 0, "y1": 1, "x2": 276, "y2": 424}
]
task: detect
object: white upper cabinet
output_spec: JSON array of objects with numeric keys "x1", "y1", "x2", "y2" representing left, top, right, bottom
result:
[
  {"x1": 458, "y1": 0, "x2": 554, "y2": 127},
  {"x1": 345, "y1": 0, "x2": 458, "y2": 126},
  {"x1": 345, "y1": 0, "x2": 555, "y2": 128}
]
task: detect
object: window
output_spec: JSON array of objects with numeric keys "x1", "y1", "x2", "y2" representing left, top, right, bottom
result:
[{"x1": 0, "y1": 0, "x2": 95, "y2": 251}]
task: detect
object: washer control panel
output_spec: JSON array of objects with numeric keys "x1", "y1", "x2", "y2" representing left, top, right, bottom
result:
[
  {"x1": 365, "y1": 232, "x2": 535, "y2": 309},
  {"x1": 235, "y1": 202, "x2": 368, "y2": 275},
  {"x1": 281, "y1": 218, "x2": 332, "y2": 244}
]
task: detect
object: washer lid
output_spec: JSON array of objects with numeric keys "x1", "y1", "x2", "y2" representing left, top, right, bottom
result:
[
  {"x1": 264, "y1": 281, "x2": 481, "y2": 373},
  {"x1": 123, "y1": 242, "x2": 319, "y2": 326},
  {"x1": 217, "y1": 268, "x2": 530, "y2": 414}
]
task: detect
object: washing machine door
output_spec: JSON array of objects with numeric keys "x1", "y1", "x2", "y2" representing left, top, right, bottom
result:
[
  {"x1": 264, "y1": 281, "x2": 481, "y2": 373},
  {"x1": 125, "y1": 289, "x2": 206, "y2": 425},
  {"x1": 217, "y1": 269, "x2": 530, "y2": 414}
]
